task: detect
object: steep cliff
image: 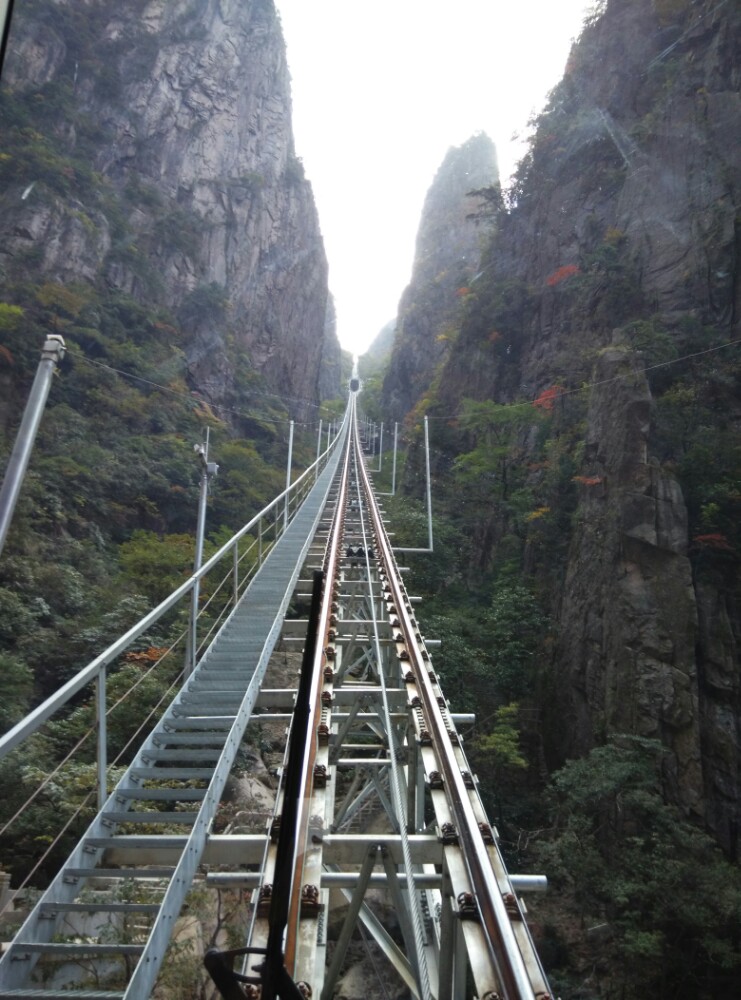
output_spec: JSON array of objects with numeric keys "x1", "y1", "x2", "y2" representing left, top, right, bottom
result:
[
  {"x1": 400, "y1": 0, "x2": 740, "y2": 854},
  {"x1": 0, "y1": 0, "x2": 340, "y2": 726},
  {"x1": 382, "y1": 133, "x2": 498, "y2": 419},
  {"x1": 0, "y1": 0, "x2": 339, "y2": 419}
]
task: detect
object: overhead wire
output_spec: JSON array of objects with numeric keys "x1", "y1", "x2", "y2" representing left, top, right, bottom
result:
[
  {"x1": 68, "y1": 347, "x2": 340, "y2": 429},
  {"x1": 420, "y1": 335, "x2": 741, "y2": 422}
]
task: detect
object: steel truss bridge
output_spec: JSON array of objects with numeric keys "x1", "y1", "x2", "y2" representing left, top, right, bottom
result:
[{"x1": 0, "y1": 396, "x2": 552, "y2": 1000}]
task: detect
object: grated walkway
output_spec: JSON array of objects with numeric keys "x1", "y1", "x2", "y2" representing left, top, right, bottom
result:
[{"x1": 0, "y1": 436, "x2": 346, "y2": 999}]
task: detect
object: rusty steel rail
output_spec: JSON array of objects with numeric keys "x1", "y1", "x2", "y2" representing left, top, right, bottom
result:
[
  {"x1": 233, "y1": 396, "x2": 551, "y2": 1000},
  {"x1": 350, "y1": 416, "x2": 551, "y2": 999},
  {"x1": 283, "y1": 430, "x2": 352, "y2": 972}
]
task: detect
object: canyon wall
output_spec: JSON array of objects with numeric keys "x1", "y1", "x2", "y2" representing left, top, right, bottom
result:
[
  {"x1": 394, "y1": 0, "x2": 740, "y2": 851},
  {"x1": 0, "y1": 0, "x2": 339, "y2": 420}
]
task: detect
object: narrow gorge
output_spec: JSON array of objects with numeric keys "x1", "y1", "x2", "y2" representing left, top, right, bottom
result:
[{"x1": 1, "y1": 0, "x2": 740, "y2": 997}]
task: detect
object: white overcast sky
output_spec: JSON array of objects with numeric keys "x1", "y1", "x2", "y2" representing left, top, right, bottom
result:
[{"x1": 275, "y1": 1, "x2": 592, "y2": 354}]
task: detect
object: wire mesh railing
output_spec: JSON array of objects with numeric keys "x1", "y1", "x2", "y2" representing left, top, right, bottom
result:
[{"x1": 0, "y1": 422, "x2": 345, "y2": 905}]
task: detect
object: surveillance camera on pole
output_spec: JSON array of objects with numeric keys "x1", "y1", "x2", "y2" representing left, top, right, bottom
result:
[{"x1": 186, "y1": 428, "x2": 218, "y2": 677}]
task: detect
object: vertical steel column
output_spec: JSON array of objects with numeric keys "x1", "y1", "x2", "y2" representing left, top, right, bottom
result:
[
  {"x1": 437, "y1": 880, "x2": 455, "y2": 1000},
  {"x1": 406, "y1": 724, "x2": 418, "y2": 834},
  {"x1": 96, "y1": 669, "x2": 107, "y2": 810},
  {"x1": 186, "y1": 429, "x2": 217, "y2": 678},
  {"x1": 233, "y1": 544, "x2": 239, "y2": 607},
  {"x1": 0, "y1": 334, "x2": 65, "y2": 559},
  {"x1": 0, "y1": 0, "x2": 17, "y2": 80},
  {"x1": 424, "y1": 416, "x2": 433, "y2": 551},
  {"x1": 284, "y1": 420, "x2": 294, "y2": 530},
  {"x1": 321, "y1": 847, "x2": 381, "y2": 1000},
  {"x1": 453, "y1": 908, "x2": 467, "y2": 999},
  {"x1": 391, "y1": 422, "x2": 398, "y2": 495},
  {"x1": 380, "y1": 849, "x2": 426, "y2": 996},
  {"x1": 316, "y1": 419, "x2": 323, "y2": 480},
  {"x1": 415, "y1": 750, "x2": 426, "y2": 833},
  {"x1": 377, "y1": 422, "x2": 384, "y2": 472}
]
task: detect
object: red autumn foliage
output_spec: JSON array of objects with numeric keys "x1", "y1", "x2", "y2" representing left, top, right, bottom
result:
[
  {"x1": 532, "y1": 385, "x2": 564, "y2": 411},
  {"x1": 456, "y1": 287, "x2": 471, "y2": 297},
  {"x1": 546, "y1": 264, "x2": 580, "y2": 287},
  {"x1": 692, "y1": 533, "x2": 734, "y2": 552},
  {"x1": 154, "y1": 321, "x2": 180, "y2": 337},
  {"x1": 488, "y1": 330, "x2": 502, "y2": 342},
  {"x1": 125, "y1": 646, "x2": 171, "y2": 664},
  {"x1": 573, "y1": 475, "x2": 604, "y2": 487}
]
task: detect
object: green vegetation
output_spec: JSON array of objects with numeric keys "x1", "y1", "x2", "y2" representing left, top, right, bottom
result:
[
  {"x1": 0, "y1": 53, "x2": 327, "y2": 895},
  {"x1": 536, "y1": 737, "x2": 741, "y2": 997},
  {"x1": 369, "y1": 20, "x2": 741, "y2": 987}
]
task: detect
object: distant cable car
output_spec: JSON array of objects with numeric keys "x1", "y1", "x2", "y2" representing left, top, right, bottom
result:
[{"x1": 349, "y1": 377, "x2": 359, "y2": 392}]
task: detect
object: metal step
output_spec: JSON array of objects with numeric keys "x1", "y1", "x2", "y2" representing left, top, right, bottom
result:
[
  {"x1": 156, "y1": 718, "x2": 234, "y2": 730},
  {"x1": 113, "y1": 788, "x2": 207, "y2": 801},
  {"x1": 12, "y1": 944, "x2": 144, "y2": 957},
  {"x1": 0, "y1": 438, "x2": 346, "y2": 998},
  {"x1": 63, "y1": 868, "x2": 175, "y2": 879},
  {"x1": 138, "y1": 748, "x2": 223, "y2": 761},
  {"x1": 128, "y1": 767, "x2": 215, "y2": 779},
  {"x1": 0, "y1": 991, "x2": 125, "y2": 999},
  {"x1": 83, "y1": 837, "x2": 185, "y2": 852},
  {"x1": 149, "y1": 733, "x2": 227, "y2": 746},
  {"x1": 101, "y1": 811, "x2": 199, "y2": 824},
  {"x1": 39, "y1": 903, "x2": 160, "y2": 915}
]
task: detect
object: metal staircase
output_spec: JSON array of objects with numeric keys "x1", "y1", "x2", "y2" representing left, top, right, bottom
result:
[
  {"x1": 0, "y1": 438, "x2": 345, "y2": 999},
  {"x1": 1, "y1": 402, "x2": 552, "y2": 1000}
]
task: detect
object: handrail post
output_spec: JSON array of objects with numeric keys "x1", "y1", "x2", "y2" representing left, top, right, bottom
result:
[
  {"x1": 186, "y1": 429, "x2": 218, "y2": 678},
  {"x1": 391, "y1": 422, "x2": 398, "y2": 495},
  {"x1": 316, "y1": 419, "x2": 322, "y2": 481},
  {"x1": 424, "y1": 416, "x2": 433, "y2": 551},
  {"x1": 96, "y1": 669, "x2": 107, "y2": 810},
  {"x1": 284, "y1": 420, "x2": 294, "y2": 530},
  {"x1": 233, "y1": 542, "x2": 239, "y2": 607}
]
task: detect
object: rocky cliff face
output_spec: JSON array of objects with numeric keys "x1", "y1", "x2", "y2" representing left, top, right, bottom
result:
[
  {"x1": 0, "y1": 0, "x2": 339, "y2": 418},
  {"x1": 403, "y1": 0, "x2": 740, "y2": 850},
  {"x1": 382, "y1": 133, "x2": 498, "y2": 419}
]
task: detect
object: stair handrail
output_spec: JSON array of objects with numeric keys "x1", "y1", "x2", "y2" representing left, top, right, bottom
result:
[{"x1": 0, "y1": 415, "x2": 348, "y2": 760}]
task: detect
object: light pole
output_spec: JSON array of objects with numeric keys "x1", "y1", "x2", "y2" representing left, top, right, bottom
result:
[
  {"x1": 185, "y1": 429, "x2": 218, "y2": 678},
  {"x1": 284, "y1": 419, "x2": 294, "y2": 530},
  {"x1": 0, "y1": 334, "x2": 66, "y2": 559}
]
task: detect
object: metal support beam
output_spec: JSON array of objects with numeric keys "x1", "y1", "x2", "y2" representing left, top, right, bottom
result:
[
  {"x1": 187, "y1": 428, "x2": 218, "y2": 678},
  {"x1": 394, "y1": 414, "x2": 433, "y2": 553},
  {"x1": 0, "y1": 334, "x2": 65, "y2": 559},
  {"x1": 96, "y1": 669, "x2": 107, "y2": 810},
  {"x1": 392, "y1": 421, "x2": 398, "y2": 495},
  {"x1": 284, "y1": 419, "x2": 294, "y2": 530},
  {"x1": 0, "y1": 0, "x2": 16, "y2": 80},
  {"x1": 320, "y1": 846, "x2": 380, "y2": 1000}
]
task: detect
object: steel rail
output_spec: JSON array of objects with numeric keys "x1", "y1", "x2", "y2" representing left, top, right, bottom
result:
[
  {"x1": 283, "y1": 415, "x2": 353, "y2": 973},
  {"x1": 346, "y1": 432, "x2": 434, "y2": 1000},
  {"x1": 352, "y1": 419, "x2": 541, "y2": 999}
]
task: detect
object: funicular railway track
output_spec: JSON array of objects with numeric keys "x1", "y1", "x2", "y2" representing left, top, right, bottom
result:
[
  {"x1": 240, "y1": 395, "x2": 552, "y2": 1000},
  {"x1": 0, "y1": 395, "x2": 551, "y2": 999}
]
